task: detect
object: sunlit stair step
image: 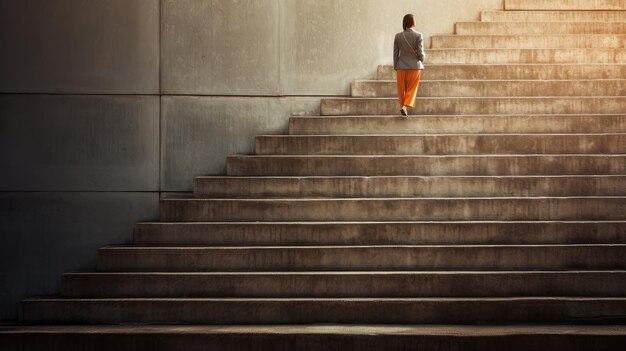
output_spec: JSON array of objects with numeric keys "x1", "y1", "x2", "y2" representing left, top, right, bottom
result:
[
  {"x1": 352, "y1": 79, "x2": 626, "y2": 97},
  {"x1": 254, "y1": 134, "x2": 626, "y2": 155},
  {"x1": 227, "y1": 154, "x2": 626, "y2": 176},
  {"x1": 505, "y1": 0, "x2": 626, "y2": 11}
]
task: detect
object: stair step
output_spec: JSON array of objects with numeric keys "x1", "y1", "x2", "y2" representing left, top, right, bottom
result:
[
  {"x1": 289, "y1": 115, "x2": 626, "y2": 135},
  {"x1": 21, "y1": 297, "x2": 626, "y2": 324},
  {"x1": 98, "y1": 244, "x2": 626, "y2": 272},
  {"x1": 432, "y1": 35, "x2": 626, "y2": 49},
  {"x1": 320, "y1": 97, "x2": 626, "y2": 116},
  {"x1": 3, "y1": 325, "x2": 626, "y2": 351},
  {"x1": 482, "y1": 10, "x2": 626, "y2": 22},
  {"x1": 353, "y1": 79, "x2": 626, "y2": 97},
  {"x1": 254, "y1": 134, "x2": 626, "y2": 155},
  {"x1": 62, "y1": 271, "x2": 626, "y2": 298},
  {"x1": 427, "y1": 48, "x2": 626, "y2": 64},
  {"x1": 133, "y1": 221, "x2": 626, "y2": 246},
  {"x1": 193, "y1": 176, "x2": 626, "y2": 198},
  {"x1": 377, "y1": 64, "x2": 626, "y2": 80},
  {"x1": 456, "y1": 22, "x2": 626, "y2": 35},
  {"x1": 505, "y1": 0, "x2": 626, "y2": 11},
  {"x1": 159, "y1": 197, "x2": 626, "y2": 222},
  {"x1": 227, "y1": 154, "x2": 626, "y2": 176}
]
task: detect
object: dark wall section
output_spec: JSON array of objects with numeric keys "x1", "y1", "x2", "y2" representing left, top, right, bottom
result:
[
  {"x1": 0, "y1": 192, "x2": 158, "y2": 320},
  {"x1": 160, "y1": 96, "x2": 320, "y2": 190},
  {"x1": 0, "y1": 0, "x2": 159, "y2": 94},
  {"x1": 0, "y1": 0, "x2": 160, "y2": 321},
  {"x1": 0, "y1": 95, "x2": 160, "y2": 191}
]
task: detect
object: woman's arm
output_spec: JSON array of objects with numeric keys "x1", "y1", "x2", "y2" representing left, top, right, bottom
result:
[
  {"x1": 393, "y1": 36, "x2": 400, "y2": 70},
  {"x1": 416, "y1": 33, "x2": 425, "y2": 63}
]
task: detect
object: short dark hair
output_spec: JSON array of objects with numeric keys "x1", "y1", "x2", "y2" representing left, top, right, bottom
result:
[{"x1": 403, "y1": 14, "x2": 416, "y2": 30}]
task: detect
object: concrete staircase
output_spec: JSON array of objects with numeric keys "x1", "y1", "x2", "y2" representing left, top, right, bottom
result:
[{"x1": 4, "y1": 1, "x2": 626, "y2": 349}]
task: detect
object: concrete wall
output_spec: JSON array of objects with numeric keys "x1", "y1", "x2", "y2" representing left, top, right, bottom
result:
[
  {"x1": 0, "y1": 0, "x2": 503, "y2": 321},
  {"x1": 163, "y1": 0, "x2": 503, "y2": 96},
  {"x1": 161, "y1": 96, "x2": 321, "y2": 190},
  {"x1": 0, "y1": 0, "x2": 159, "y2": 94}
]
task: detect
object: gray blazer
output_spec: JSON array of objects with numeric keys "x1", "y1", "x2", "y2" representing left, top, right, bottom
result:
[{"x1": 393, "y1": 29, "x2": 425, "y2": 70}]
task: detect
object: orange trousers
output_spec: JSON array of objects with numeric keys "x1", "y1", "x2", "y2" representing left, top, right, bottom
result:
[{"x1": 396, "y1": 70, "x2": 421, "y2": 108}]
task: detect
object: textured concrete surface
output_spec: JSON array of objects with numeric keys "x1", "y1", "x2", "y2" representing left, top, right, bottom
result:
[
  {"x1": 0, "y1": 0, "x2": 506, "y2": 323},
  {"x1": 0, "y1": 0, "x2": 160, "y2": 322},
  {"x1": 320, "y1": 97, "x2": 626, "y2": 116},
  {"x1": 0, "y1": 192, "x2": 158, "y2": 321},
  {"x1": 0, "y1": 0, "x2": 159, "y2": 94},
  {"x1": 255, "y1": 134, "x2": 626, "y2": 155},
  {"x1": 62, "y1": 271, "x2": 626, "y2": 298},
  {"x1": 162, "y1": 0, "x2": 502, "y2": 95},
  {"x1": 227, "y1": 155, "x2": 626, "y2": 176},
  {"x1": 506, "y1": 0, "x2": 626, "y2": 10},
  {"x1": 133, "y1": 221, "x2": 626, "y2": 246},
  {"x1": 20, "y1": 298, "x2": 626, "y2": 324},
  {"x1": 161, "y1": 96, "x2": 320, "y2": 191},
  {"x1": 159, "y1": 197, "x2": 626, "y2": 222},
  {"x1": 353, "y1": 79, "x2": 626, "y2": 97},
  {"x1": 377, "y1": 64, "x2": 626, "y2": 80},
  {"x1": 101, "y1": 243, "x2": 626, "y2": 272},
  {"x1": 0, "y1": 95, "x2": 160, "y2": 191},
  {"x1": 425, "y1": 48, "x2": 626, "y2": 64},
  {"x1": 457, "y1": 22, "x2": 626, "y2": 35},
  {"x1": 161, "y1": 0, "x2": 281, "y2": 95},
  {"x1": 279, "y1": 0, "x2": 501, "y2": 95},
  {"x1": 193, "y1": 176, "x2": 626, "y2": 198},
  {"x1": 482, "y1": 10, "x2": 626, "y2": 22},
  {"x1": 432, "y1": 34, "x2": 626, "y2": 48},
  {"x1": 288, "y1": 115, "x2": 626, "y2": 134},
  {"x1": 2, "y1": 325, "x2": 626, "y2": 351},
  {"x1": 5, "y1": 0, "x2": 626, "y2": 336}
]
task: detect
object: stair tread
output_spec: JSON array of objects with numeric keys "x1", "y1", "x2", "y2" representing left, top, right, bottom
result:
[
  {"x1": 289, "y1": 115, "x2": 626, "y2": 134},
  {"x1": 162, "y1": 196, "x2": 626, "y2": 200},
  {"x1": 426, "y1": 47, "x2": 626, "y2": 50},
  {"x1": 356, "y1": 78, "x2": 626, "y2": 83},
  {"x1": 505, "y1": 0, "x2": 626, "y2": 11},
  {"x1": 65, "y1": 271, "x2": 626, "y2": 275},
  {"x1": 193, "y1": 175, "x2": 626, "y2": 197},
  {"x1": 435, "y1": 34, "x2": 626, "y2": 37},
  {"x1": 101, "y1": 244, "x2": 626, "y2": 249},
  {"x1": 380, "y1": 63, "x2": 626, "y2": 66},
  {"x1": 358, "y1": 78, "x2": 626, "y2": 81},
  {"x1": 258, "y1": 133, "x2": 626, "y2": 137},
  {"x1": 20, "y1": 296, "x2": 626, "y2": 327},
  {"x1": 324, "y1": 96, "x2": 626, "y2": 100},
  {"x1": 3, "y1": 324, "x2": 626, "y2": 336},
  {"x1": 57, "y1": 270, "x2": 626, "y2": 298},
  {"x1": 462, "y1": 21, "x2": 626, "y2": 24},
  {"x1": 232, "y1": 153, "x2": 626, "y2": 156},
  {"x1": 22, "y1": 297, "x2": 626, "y2": 301},
  {"x1": 140, "y1": 220, "x2": 626, "y2": 224},
  {"x1": 432, "y1": 33, "x2": 626, "y2": 48},
  {"x1": 195, "y1": 175, "x2": 626, "y2": 178},
  {"x1": 293, "y1": 113, "x2": 626, "y2": 117}
]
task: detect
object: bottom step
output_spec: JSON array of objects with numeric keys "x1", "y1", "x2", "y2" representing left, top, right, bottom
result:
[
  {"x1": 2, "y1": 325, "x2": 626, "y2": 351},
  {"x1": 21, "y1": 298, "x2": 626, "y2": 325}
]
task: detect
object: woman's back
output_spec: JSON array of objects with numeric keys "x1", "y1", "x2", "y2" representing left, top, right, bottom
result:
[{"x1": 394, "y1": 28, "x2": 425, "y2": 71}]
